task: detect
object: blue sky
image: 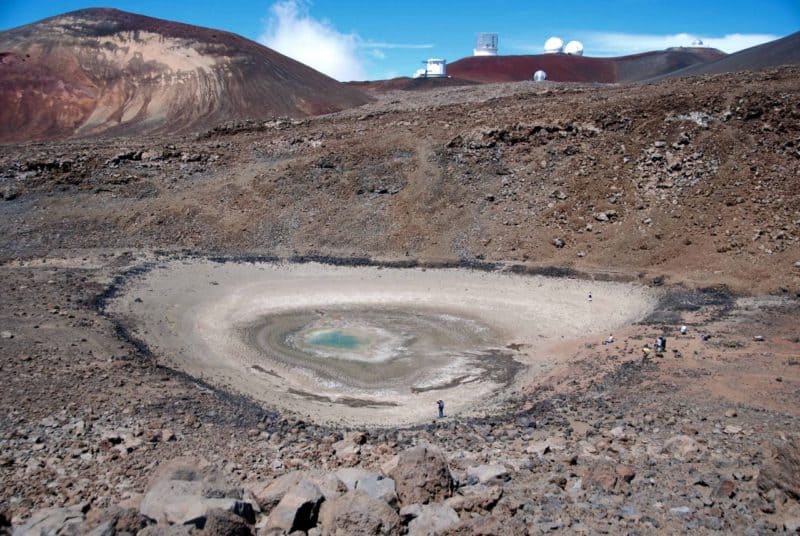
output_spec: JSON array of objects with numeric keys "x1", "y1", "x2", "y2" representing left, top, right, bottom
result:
[{"x1": 1, "y1": 0, "x2": 798, "y2": 80}]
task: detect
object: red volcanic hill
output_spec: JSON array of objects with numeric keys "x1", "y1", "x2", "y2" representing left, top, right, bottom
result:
[
  {"x1": 0, "y1": 8, "x2": 371, "y2": 142},
  {"x1": 447, "y1": 47, "x2": 726, "y2": 84}
]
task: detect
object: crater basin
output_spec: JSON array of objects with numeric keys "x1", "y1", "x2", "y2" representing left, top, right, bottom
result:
[{"x1": 108, "y1": 261, "x2": 657, "y2": 426}]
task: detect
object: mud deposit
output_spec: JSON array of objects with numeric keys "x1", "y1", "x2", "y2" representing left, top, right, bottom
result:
[{"x1": 108, "y1": 260, "x2": 657, "y2": 425}]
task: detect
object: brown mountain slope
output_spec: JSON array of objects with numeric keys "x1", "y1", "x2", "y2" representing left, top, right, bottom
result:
[
  {"x1": 446, "y1": 47, "x2": 725, "y2": 83},
  {"x1": 0, "y1": 67, "x2": 798, "y2": 293},
  {"x1": 0, "y1": 8, "x2": 371, "y2": 142},
  {"x1": 348, "y1": 76, "x2": 479, "y2": 95},
  {"x1": 661, "y1": 31, "x2": 800, "y2": 79}
]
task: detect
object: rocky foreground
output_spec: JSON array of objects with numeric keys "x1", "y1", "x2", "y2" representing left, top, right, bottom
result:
[
  {"x1": 1, "y1": 252, "x2": 799, "y2": 535},
  {"x1": 1, "y1": 62, "x2": 799, "y2": 536},
  {"x1": 14, "y1": 432, "x2": 797, "y2": 536}
]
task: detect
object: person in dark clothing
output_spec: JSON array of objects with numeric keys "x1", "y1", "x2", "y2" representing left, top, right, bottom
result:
[{"x1": 437, "y1": 400, "x2": 445, "y2": 418}]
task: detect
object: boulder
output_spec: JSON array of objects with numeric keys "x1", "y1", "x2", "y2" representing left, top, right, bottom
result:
[
  {"x1": 202, "y1": 508, "x2": 253, "y2": 535},
  {"x1": 784, "y1": 517, "x2": 800, "y2": 532},
  {"x1": 758, "y1": 436, "x2": 800, "y2": 499},
  {"x1": 387, "y1": 445, "x2": 453, "y2": 505},
  {"x1": 661, "y1": 435, "x2": 702, "y2": 461},
  {"x1": 264, "y1": 478, "x2": 323, "y2": 534},
  {"x1": 335, "y1": 468, "x2": 375, "y2": 491},
  {"x1": 253, "y1": 471, "x2": 344, "y2": 513},
  {"x1": 139, "y1": 480, "x2": 255, "y2": 527},
  {"x1": 332, "y1": 431, "x2": 367, "y2": 461},
  {"x1": 252, "y1": 471, "x2": 306, "y2": 512},
  {"x1": 335, "y1": 468, "x2": 397, "y2": 506},
  {"x1": 12, "y1": 504, "x2": 86, "y2": 536},
  {"x1": 445, "y1": 485, "x2": 503, "y2": 513},
  {"x1": 318, "y1": 491, "x2": 401, "y2": 536},
  {"x1": 465, "y1": 464, "x2": 510, "y2": 486},
  {"x1": 83, "y1": 506, "x2": 152, "y2": 535},
  {"x1": 407, "y1": 503, "x2": 459, "y2": 536},
  {"x1": 309, "y1": 472, "x2": 348, "y2": 501},
  {"x1": 585, "y1": 465, "x2": 618, "y2": 492}
]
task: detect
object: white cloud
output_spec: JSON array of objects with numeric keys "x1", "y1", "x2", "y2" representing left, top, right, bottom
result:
[
  {"x1": 259, "y1": 0, "x2": 365, "y2": 81},
  {"x1": 575, "y1": 32, "x2": 781, "y2": 57},
  {"x1": 258, "y1": 1, "x2": 434, "y2": 82}
]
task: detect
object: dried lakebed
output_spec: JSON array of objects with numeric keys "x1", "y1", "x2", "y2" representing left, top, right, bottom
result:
[{"x1": 108, "y1": 261, "x2": 658, "y2": 426}]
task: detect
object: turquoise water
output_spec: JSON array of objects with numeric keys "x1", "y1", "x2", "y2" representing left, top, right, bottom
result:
[{"x1": 307, "y1": 329, "x2": 364, "y2": 349}]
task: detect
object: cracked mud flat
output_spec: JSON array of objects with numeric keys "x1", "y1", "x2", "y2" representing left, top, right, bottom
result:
[{"x1": 107, "y1": 260, "x2": 657, "y2": 426}]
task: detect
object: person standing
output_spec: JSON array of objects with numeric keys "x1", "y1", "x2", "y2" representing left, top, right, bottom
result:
[{"x1": 437, "y1": 400, "x2": 445, "y2": 418}]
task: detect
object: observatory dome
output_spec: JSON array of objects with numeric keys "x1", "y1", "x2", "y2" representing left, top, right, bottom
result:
[
  {"x1": 691, "y1": 39, "x2": 704, "y2": 47},
  {"x1": 564, "y1": 40, "x2": 584, "y2": 56},
  {"x1": 533, "y1": 70, "x2": 547, "y2": 81},
  {"x1": 543, "y1": 37, "x2": 564, "y2": 54}
]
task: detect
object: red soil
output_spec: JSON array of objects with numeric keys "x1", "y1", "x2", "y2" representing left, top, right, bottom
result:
[{"x1": 447, "y1": 48, "x2": 727, "y2": 84}]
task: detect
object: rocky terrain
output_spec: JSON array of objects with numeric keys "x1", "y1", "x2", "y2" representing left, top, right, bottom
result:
[
  {"x1": 0, "y1": 8, "x2": 371, "y2": 142},
  {"x1": 1, "y1": 66, "x2": 798, "y2": 292},
  {"x1": 0, "y1": 54, "x2": 799, "y2": 535}
]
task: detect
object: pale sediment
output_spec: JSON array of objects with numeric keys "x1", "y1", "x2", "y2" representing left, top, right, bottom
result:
[{"x1": 107, "y1": 260, "x2": 657, "y2": 426}]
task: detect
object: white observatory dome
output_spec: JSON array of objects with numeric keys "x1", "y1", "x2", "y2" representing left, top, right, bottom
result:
[
  {"x1": 533, "y1": 70, "x2": 547, "y2": 81},
  {"x1": 543, "y1": 37, "x2": 564, "y2": 54},
  {"x1": 564, "y1": 40, "x2": 584, "y2": 56}
]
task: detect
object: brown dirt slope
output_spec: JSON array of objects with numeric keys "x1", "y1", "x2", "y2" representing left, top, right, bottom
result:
[
  {"x1": 0, "y1": 8, "x2": 371, "y2": 143},
  {"x1": 661, "y1": 31, "x2": 800, "y2": 79},
  {"x1": 446, "y1": 47, "x2": 725, "y2": 83},
  {"x1": 348, "y1": 76, "x2": 479, "y2": 96},
  {"x1": 0, "y1": 67, "x2": 798, "y2": 293}
]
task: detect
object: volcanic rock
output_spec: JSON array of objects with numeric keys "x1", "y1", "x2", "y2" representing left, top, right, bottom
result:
[
  {"x1": 252, "y1": 471, "x2": 307, "y2": 512},
  {"x1": 12, "y1": 503, "x2": 86, "y2": 536},
  {"x1": 139, "y1": 480, "x2": 255, "y2": 527},
  {"x1": 317, "y1": 491, "x2": 401, "y2": 536},
  {"x1": 661, "y1": 434, "x2": 703, "y2": 461},
  {"x1": 406, "y1": 503, "x2": 459, "y2": 536},
  {"x1": 758, "y1": 436, "x2": 800, "y2": 499},
  {"x1": 201, "y1": 508, "x2": 253, "y2": 535},
  {"x1": 465, "y1": 464, "x2": 510, "y2": 485},
  {"x1": 83, "y1": 506, "x2": 153, "y2": 535},
  {"x1": 264, "y1": 478, "x2": 323, "y2": 534},
  {"x1": 335, "y1": 468, "x2": 397, "y2": 506},
  {"x1": 386, "y1": 445, "x2": 454, "y2": 505},
  {"x1": 445, "y1": 484, "x2": 503, "y2": 513}
]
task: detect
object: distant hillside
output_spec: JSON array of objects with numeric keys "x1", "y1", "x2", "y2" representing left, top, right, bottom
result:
[
  {"x1": 0, "y1": 8, "x2": 371, "y2": 142},
  {"x1": 659, "y1": 32, "x2": 800, "y2": 79},
  {"x1": 447, "y1": 47, "x2": 726, "y2": 84},
  {"x1": 348, "y1": 76, "x2": 479, "y2": 95}
]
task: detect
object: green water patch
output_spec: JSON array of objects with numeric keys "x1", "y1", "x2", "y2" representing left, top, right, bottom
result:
[{"x1": 307, "y1": 329, "x2": 365, "y2": 349}]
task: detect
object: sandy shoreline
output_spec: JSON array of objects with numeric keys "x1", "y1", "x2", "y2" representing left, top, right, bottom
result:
[{"x1": 108, "y1": 260, "x2": 658, "y2": 426}]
